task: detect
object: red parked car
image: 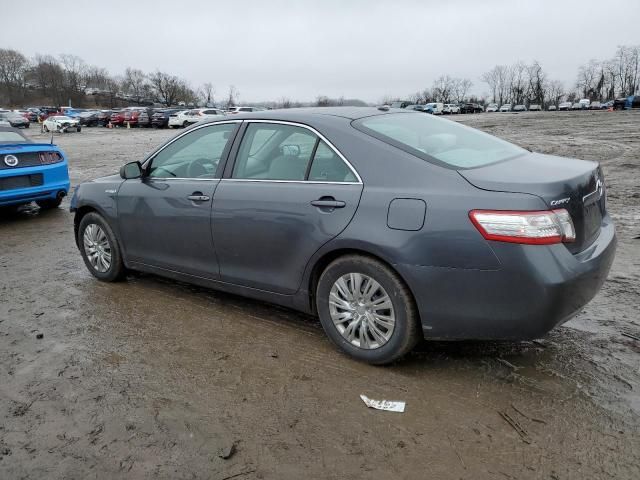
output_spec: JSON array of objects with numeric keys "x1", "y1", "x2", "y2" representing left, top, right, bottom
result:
[{"x1": 109, "y1": 110, "x2": 127, "y2": 127}]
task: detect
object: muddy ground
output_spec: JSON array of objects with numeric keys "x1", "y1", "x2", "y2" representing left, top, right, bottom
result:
[{"x1": 0, "y1": 111, "x2": 639, "y2": 479}]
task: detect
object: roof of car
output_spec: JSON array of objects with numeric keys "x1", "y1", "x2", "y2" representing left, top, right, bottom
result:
[{"x1": 202, "y1": 107, "x2": 407, "y2": 125}]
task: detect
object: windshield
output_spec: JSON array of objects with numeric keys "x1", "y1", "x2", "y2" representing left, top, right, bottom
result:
[{"x1": 354, "y1": 112, "x2": 526, "y2": 169}]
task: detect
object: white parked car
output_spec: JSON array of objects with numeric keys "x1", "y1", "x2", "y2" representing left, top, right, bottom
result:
[
  {"x1": 442, "y1": 104, "x2": 460, "y2": 114},
  {"x1": 578, "y1": 98, "x2": 591, "y2": 109},
  {"x1": 43, "y1": 115, "x2": 81, "y2": 133},
  {"x1": 226, "y1": 106, "x2": 264, "y2": 114},
  {"x1": 167, "y1": 110, "x2": 191, "y2": 128},
  {"x1": 528, "y1": 104, "x2": 542, "y2": 111},
  {"x1": 169, "y1": 108, "x2": 225, "y2": 128},
  {"x1": 424, "y1": 102, "x2": 444, "y2": 115},
  {"x1": 499, "y1": 104, "x2": 512, "y2": 112},
  {"x1": 485, "y1": 103, "x2": 499, "y2": 112}
]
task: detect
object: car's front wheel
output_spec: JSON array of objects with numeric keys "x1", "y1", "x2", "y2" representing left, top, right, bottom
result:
[
  {"x1": 78, "y1": 212, "x2": 125, "y2": 282},
  {"x1": 316, "y1": 255, "x2": 420, "y2": 365}
]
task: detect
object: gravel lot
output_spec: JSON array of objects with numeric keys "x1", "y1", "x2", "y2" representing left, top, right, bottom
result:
[{"x1": 1, "y1": 111, "x2": 639, "y2": 479}]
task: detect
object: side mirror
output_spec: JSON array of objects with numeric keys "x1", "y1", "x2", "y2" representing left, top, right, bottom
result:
[{"x1": 120, "y1": 161, "x2": 142, "y2": 179}]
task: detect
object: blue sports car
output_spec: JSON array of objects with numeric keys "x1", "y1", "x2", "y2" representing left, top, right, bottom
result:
[{"x1": 0, "y1": 126, "x2": 70, "y2": 211}]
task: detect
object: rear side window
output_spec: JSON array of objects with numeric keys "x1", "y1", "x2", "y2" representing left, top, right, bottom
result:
[
  {"x1": 232, "y1": 124, "x2": 316, "y2": 180},
  {"x1": 354, "y1": 113, "x2": 525, "y2": 169},
  {"x1": 308, "y1": 141, "x2": 357, "y2": 182},
  {"x1": 232, "y1": 123, "x2": 358, "y2": 182}
]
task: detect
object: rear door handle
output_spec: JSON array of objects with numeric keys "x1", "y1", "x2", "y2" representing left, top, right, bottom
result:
[
  {"x1": 188, "y1": 193, "x2": 210, "y2": 202},
  {"x1": 310, "y1": 199, "x2": 346, "y2": 208}
]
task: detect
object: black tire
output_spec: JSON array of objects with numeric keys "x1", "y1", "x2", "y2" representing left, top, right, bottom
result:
[
  {"x1": 78, "y1": 212, "x2": 126, "y2": 282},
  {"x1": 36, "y1": 196, "x2": 63, "y2": 210},
  {"x1": 316, "y1": 255, "x2": 420, "y2": 365},
  {"x1": 182, "y1": 121, "x2": 189, "y2": 128},
  {"x1": 43, "y1": 125, "x2": 49, "y2": 132}
]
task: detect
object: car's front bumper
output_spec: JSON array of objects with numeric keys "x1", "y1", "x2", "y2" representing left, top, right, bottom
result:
[
  {"x1": 0, "y1": 162, "x2": 70, "y2": 206},
  {"x1": 397, "y1": 216, "x2": 617, "y2": 340}
]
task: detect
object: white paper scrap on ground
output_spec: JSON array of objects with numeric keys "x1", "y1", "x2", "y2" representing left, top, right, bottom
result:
[{"x1": 360, "y1": 394, "x2": 406, "y2": 413}]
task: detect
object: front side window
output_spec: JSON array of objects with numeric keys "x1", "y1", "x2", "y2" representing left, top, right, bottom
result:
[
  {"x1": 148, "y1": 123, "x2": 236, "y2": 179},
  {"x1": 354, "y1": 113, "x2": 525, "y2": 169}
]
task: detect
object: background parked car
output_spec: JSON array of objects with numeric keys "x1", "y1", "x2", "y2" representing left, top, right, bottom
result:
[
  {"x1": 513, "y1": 105, "x2": 527, "y2": 112},
  {"x1": 558, "y1": 102, "x2": 572, "y2": 111},
  {"x1": 43, "y1": 115, "x2": 81, "y2": 132},
  {"x1": 528, "y1": 104, "x2": 542, "y2": 111},
  {"x1": 424, "y1": 102, "x2": 444, "y2": 115},
  {"x1": 226, "y1": 106, "x2": 262, "y2": 114},
  {"x1": 0, "y1": 112, "x2": 30, "y2": 128},
  {"x1": 485, "y1": 103, "x2": 499, "y2": 112},
  {"x1": 136, "y1": 108, "x2": 157, "y2": 128},
  {"x1": 405, "y1": 105, "x2": 425, "y2": 112},
  {"x1": 13, "y1": 109, "x2": 38, "y2": 122},
  {"x1": 168, "y1": 110, "x2": 191, "y2": 128},
  {"x1": 110, "y1": 110, "x2": 127, "y2": 127},
  {"x1": 548, "y1": 105, "x2": 557, "y2": 111},
  {"x1": 96, "y1": 110, "x2": 114, "y2": 126},
  {"x1": 78, "y1": 111, "x2": 101, "y2": 127},
  {"x1": 571, "y1": 103, "x2": 582, "y2": 110},
  {"x1": 499, "y1": 104, "x2": 512, "y2": 112},
  {"x1": 578, "y1": 98, "x2": 591, "y2": 109},
  {"x1": 443, "y1": 104, "x2": 461, "y2": 114},
  {"x1": 389, "y1": 101, "x2": 412, "y2": 109},
  {"x1": 588, "y1": 101, "x2": 602, "y2": 110},
  {"x1": 151, "y1": 108, "x2": 182, "y2": 128}
]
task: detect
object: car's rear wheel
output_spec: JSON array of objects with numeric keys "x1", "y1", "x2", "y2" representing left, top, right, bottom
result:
[
  {"x1": 316, "y1": 255, "x2": 420, "y2": 365},
  {"x1": 43, "y1": 125, "x2": 49, "y2": 132},
  {"x1": 36, "y1": 196, "x2": 63, "y2": 210},
  {"x1": 182, "y1": 121, "x2": 189, "y2": 128},
  {"x1": 78, "y1": 212, "x2": 125, "y2": 282}
]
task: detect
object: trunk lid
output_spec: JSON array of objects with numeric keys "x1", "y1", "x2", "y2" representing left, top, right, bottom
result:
[{"x1": 459, "y1": 152, "x2": 606, "y2": 253}]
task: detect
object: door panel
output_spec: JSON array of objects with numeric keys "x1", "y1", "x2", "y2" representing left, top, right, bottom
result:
[
  {"x1": 212, "y1": 181, "x2": 362, "y2": 294},
  {"x1": 117, "y1": 179, "x2": 220, "y2": 278}
]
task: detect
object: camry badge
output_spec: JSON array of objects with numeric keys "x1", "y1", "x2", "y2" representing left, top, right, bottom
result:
[{"x1": 4, "y1": 154, "x2": 19, "y2": 167}]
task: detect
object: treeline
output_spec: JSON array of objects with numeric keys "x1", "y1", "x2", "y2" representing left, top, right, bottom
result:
[
  {"x1": 0, "y1": 49, "x2": 224, "y2": 108},
  {"x1": 384, "y1": 45, "x2": 639, "y2": 107}
]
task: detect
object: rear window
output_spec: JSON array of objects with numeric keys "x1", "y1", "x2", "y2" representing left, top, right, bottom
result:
[
  {"x1": 353, "y1": 113, "x2": 526, "y2": 169},
  {"x1": 0, "y1": 131, "x2": 30, "y2": 143}
]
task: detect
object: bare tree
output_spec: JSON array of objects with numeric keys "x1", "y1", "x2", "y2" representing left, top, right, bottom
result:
[
  {"x1": 546, "y1": 80, "x2": 565, "y2": 106},
  {"x1": 453, "y1": 78, "x2": 472, "y2": 103},
  {"x1": 123, "y1": 68, "x2": 148, "y2": 103},
  {"x1": 32, "y1": 55, "x2": 66, "y2": 105},
  {"x1": 199, "y1": 82, "x2": 215, "y2": 106},
  {"x1": 0, "y1": 48, "x2": 28, "y2": 104},
  {"x1": 226, "y1": 85, "x2": 239, "y2": 107},
  {"x1": 576, "y1": 59, "x2": 600, "y2": 99}
]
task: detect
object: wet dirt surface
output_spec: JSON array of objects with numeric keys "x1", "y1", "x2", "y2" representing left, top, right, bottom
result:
[{"x1": 1, "y1": 112, "x2": 639, "y2": 479}]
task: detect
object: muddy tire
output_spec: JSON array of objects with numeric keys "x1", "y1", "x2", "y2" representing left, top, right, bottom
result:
[
  {"x1": 36, "y1": 196, "x2": 63, "y2": 210},
  {"x1": 78, "y1": 212, "x2": 125, "y2": 282},
  {"x1": 316, "y1": 255, "x2": 420, "y2": 365}
]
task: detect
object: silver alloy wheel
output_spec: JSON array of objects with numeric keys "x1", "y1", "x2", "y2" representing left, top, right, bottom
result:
[
  {"x1": 83, "y1": 223, "x2": 112, "y2": 273},
  {"x1": 328, "y1": 273, "x2": 396, "y2": 349}
]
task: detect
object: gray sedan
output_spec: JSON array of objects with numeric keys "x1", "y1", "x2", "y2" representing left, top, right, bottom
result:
[{"x1": 71, "y1": 108, "x2": 616, "y2": 364}]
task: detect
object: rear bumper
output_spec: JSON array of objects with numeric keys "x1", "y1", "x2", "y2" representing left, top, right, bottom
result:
[
  {"x1": 0, "y1": 163, "x2": 70, "y2": 206},
  {"x1": 397, "y1": 216, "x2": 617, "y2": 340}
]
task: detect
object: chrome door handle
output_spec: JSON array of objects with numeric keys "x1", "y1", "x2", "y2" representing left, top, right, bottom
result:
[{"x1": 188, "y1": 194, "x2": 210, "y2": 202}]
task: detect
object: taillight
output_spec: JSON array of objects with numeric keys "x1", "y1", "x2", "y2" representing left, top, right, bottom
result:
[
  {"x1": 39, "y1": 152, "x2": 63, "y2": 165},
  {"x1": 469, "y1": 209, "x2": 576, "y2": 245}
]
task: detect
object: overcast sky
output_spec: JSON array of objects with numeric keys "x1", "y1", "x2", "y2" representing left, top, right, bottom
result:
[{"x1": 2, "y1": 0, "x2": 639, "y2": 103}]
